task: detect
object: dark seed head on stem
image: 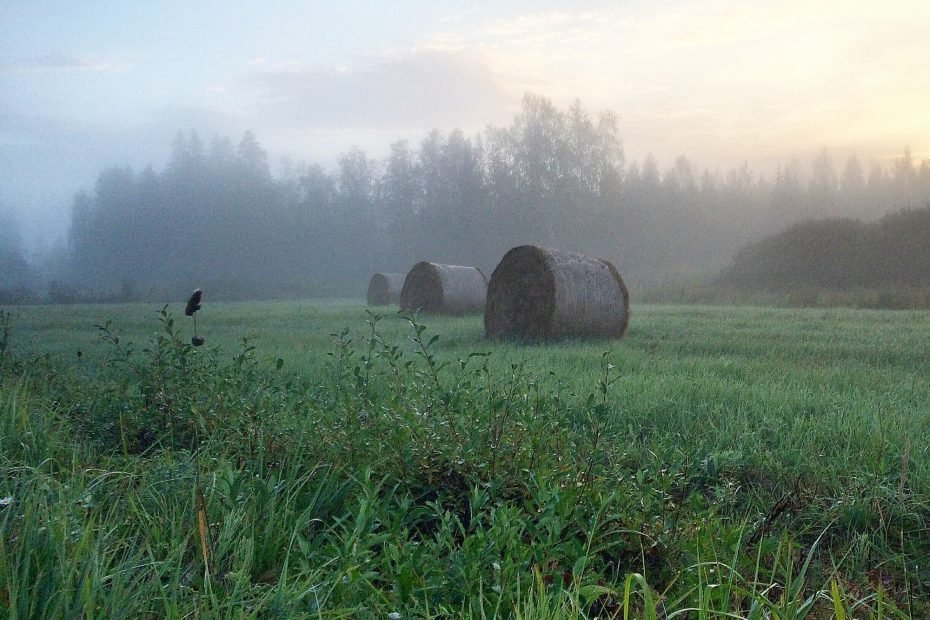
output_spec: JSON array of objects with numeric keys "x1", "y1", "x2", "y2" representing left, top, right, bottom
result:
[{"x1": 185, "y1": 289, "x2": 203, "y2": 317}]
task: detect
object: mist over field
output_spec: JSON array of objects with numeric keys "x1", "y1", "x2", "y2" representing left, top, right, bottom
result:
[{"x1": 2, "y1": 1, "x2": 930, "y2": 304}]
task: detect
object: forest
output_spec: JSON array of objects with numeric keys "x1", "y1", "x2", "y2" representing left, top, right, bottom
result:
[
  {"x1": 716, "y1": 207, "x2": 930, "y2": 302},
  {"x1": 2, "y1": 95, "x2": 930, "y2": 304}
]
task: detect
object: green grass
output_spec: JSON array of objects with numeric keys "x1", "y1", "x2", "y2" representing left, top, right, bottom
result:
[{"x1": 1, "y1": 300, "x2": 928, "y2": 617}]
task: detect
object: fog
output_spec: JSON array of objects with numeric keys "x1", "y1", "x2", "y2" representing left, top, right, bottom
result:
[{"x1": 2, "y1": 1, "x2": 930, "y2": 302}]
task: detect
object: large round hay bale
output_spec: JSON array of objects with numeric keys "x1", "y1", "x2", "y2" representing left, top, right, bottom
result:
[
  {"x1": 485, "y1": 245, "x2": 629, "y2": 340},
  {"x1": 366, "y1": 272, "x2": 405, "y2": 306},
  {"x1": 400, "y1": 262, "x2": 488, "y2": 315}
]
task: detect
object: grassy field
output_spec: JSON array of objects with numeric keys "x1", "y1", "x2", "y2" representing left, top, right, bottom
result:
[{"x1": 1, "y1": 301, "x2": 928, "y2": 618}]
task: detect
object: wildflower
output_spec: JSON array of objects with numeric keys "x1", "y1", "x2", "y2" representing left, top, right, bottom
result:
[
  {"x1": 185, "y1": 289, "x2": 203, "y2": 316},
  {"x1": 185, "y1": 288, "x2": 206, "y2": 346},
  {"x1": 0, "y1": 496, "x2": 12, "y2": 506},
  {"x1": 492, "y1": 562, "x2": 501, "y2": 571},
  {"x1": 388, "y1": 613, "x2": 401, "y2": 620}
]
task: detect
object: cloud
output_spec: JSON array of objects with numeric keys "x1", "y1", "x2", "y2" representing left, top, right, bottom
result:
[
  {"x1": 417, "y1": 0, "x2": 930, "y2": 169},
  {"x1": 239, "y1": 48, "x2": 516, "y2": 133},
  {"x1": 0, "y1": 54, "x2": 131, "y2": 74},
  {"x1": 438, "y1": 8, "x2": 483, "y2": 24}
]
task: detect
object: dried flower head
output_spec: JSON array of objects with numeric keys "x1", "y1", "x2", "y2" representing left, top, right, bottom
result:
[
  {"x1": 191, "y1": 335, "x2": 206, "y2": 347},
  {"x1": 185, "y1": 288, "x2": 203, "y2": 316}
]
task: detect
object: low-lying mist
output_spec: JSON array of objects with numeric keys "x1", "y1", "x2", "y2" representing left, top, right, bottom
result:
[{"x1": 2, "y1": 95, "x2": 929, "y2": 306}]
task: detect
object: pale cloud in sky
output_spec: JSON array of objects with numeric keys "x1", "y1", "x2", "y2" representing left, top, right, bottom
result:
[
  {"x1": 438, "y1": 9, "x2": 484, "y2": 25},
  {"x1": 0, "y1": 54, "x2": 132, "y2": 74},
  {"x1": 239, "y1": 48, "x2": 513, "y2": 132},
  {"x1": 413, "y1": 0, "x2": 930, "y2": 167}
]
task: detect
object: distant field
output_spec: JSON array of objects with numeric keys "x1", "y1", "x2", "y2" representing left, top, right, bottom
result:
[{"x1": 2, "y1": 300, "x2": 928, "y2": 617}]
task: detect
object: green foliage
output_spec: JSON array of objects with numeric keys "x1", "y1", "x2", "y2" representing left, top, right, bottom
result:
[
  {"x1": 0, "y1": 302, "x2": 927, "y2": 617},
  {"x1": 69, "y1": 306, "x2": 298, "y2": 460},
  {"x1": 721, "y1": 206, "x2": 930, "y2": 297},
  {"x1": 0, "y1": 309, "x2": 12, "y2": 361}
]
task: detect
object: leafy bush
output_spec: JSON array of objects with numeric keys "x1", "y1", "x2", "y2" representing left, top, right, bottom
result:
[{"x1": 721, "y1": 206, "x2": 930, "y2": 295}]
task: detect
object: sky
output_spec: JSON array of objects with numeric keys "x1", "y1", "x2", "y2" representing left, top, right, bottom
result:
[{"x1": 2, "y1": 0, "x2": 929, "y2": 250}]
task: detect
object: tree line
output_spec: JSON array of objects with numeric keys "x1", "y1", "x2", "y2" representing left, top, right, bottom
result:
[
  {"x1": 3, "y1": 94, "x2": 930, "y2": 303},
  {"x1": 720, "y1": 206, "x2": 930, "y2": 293},
  {"x1": 0, "y1": 212, "x2": 35, "y2": 303}
]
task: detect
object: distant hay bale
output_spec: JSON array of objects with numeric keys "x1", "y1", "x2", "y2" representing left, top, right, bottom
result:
[
  {"x1": 484, "y1": 245, "x2": 630, "y2": 340},
  {"x1": 366, "y1": 272, "x2": 405, "y2": 306},
  {"x1": 400, "y1": 262, "x2": 488, "y2": 315}
]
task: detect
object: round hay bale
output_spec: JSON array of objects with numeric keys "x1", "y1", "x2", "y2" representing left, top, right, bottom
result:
[
  {"x1": 367, "y1": 272, "x2": 405, "y2": 306},
  {"x1": 484, "y1": 245, "x2": 630, "y2": 340},
  {"x1": 400, "y1": 262, "x2": 488, "y2": 315}
]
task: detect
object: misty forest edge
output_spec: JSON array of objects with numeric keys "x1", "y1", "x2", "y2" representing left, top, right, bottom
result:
[{"x1": 3, "y1": 94, "x2": 930, "y2": 308}]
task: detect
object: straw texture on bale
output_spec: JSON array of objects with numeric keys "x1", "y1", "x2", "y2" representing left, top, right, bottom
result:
[
  {"x1": 484, "y1": 246, "x2": 629, "y2": 340},
  {"x1": 366, "y1": 272, "x2": 405, "y2": 306},
  {"x1": 400, "y1": 262, "x2": 488, "y2": 315}
]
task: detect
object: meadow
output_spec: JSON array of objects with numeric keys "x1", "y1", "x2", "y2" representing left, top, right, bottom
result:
[{"x1": 1, "y1": 300, "x2": 928, "y2": 618}]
